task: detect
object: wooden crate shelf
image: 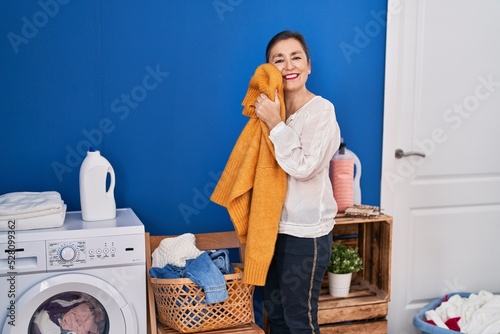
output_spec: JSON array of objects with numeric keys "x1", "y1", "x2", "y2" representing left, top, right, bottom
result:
[
  {"x1": 318, "y1": 319, "x2": 387, "y2": 334},
  {"x1": 318, "y1": 276, "x2": 388, "y2": 323},
  {"x1": 146, "y1": 232, "x2": 265, "y2": 334},
  {"x1": 318, "y1": 214, "x2": 393, "y2": 333}
]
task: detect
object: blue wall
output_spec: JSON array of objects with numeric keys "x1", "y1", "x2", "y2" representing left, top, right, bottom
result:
[{"x1": 0, "y1": 0, "x2": 387, "y2": 236}]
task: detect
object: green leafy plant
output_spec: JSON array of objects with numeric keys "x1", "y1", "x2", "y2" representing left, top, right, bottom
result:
[{"x1": 327, "y1": 242, "x2": 363, "y2": 275}]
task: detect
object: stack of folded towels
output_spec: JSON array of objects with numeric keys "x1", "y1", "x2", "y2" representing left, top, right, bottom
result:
[{"x1": 0, "y1": 191, "x2": 67, "y2": 231}]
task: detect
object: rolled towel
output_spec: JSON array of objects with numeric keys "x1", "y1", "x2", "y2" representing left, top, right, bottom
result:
[{"x1": 0, "y1": 191, "x2": 64, "y2": 220}]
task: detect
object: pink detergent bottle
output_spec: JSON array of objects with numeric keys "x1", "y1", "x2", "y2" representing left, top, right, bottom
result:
[{"x1": 330, "y1": 141, "x2": 362, "y2": 212}]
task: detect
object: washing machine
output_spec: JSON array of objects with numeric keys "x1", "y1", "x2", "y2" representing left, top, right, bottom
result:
[{"x1": 0, "y1": 208, "x2": 146, "y2": 333}]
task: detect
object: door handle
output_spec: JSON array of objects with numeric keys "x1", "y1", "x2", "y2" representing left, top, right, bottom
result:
[{"x1": 395, "y1": 149, "x2": 426, "y2": 159}]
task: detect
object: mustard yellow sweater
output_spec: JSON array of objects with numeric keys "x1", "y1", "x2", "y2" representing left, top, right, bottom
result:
[{"x1": 210, "y1": 64, "x2": 287, "y2": 286}]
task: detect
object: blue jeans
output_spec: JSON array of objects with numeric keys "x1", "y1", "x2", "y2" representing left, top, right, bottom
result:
[
  {"x1": 149, "y1": 250, "x2": 233, "y2": 304},
  {"x1": 261, "y1": 232, "x2": 332, "y2": 334}
]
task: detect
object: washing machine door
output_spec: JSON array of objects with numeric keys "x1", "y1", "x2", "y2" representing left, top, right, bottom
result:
[{"x1": 1, "y1": 273, "x2": 137, "y2": 334}]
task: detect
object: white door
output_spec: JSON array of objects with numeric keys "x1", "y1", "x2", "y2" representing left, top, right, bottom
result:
[{"x1": 381, "y1": 0, "x2": 500, "y2": 333}]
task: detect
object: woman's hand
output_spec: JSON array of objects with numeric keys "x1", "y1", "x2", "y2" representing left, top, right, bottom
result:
[{"x1": 255, "y1": 90, "x2": 282, "y2": 130}]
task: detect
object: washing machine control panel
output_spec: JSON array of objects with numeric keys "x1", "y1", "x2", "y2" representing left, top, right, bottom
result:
[
  {"x1": 47, "y1": 234, "x2": 145, "y2": 269},
  {"x1": 48, "y1": 241, "x2": 86, "y2": 267}
]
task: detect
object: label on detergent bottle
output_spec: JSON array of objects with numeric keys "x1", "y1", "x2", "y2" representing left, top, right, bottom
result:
[
  {"x1": 331, "y1": 157, "x2": 354, "y2": 212},
  {"x1": 329, "y1": 141, "x2": 362, "y2": 211}
]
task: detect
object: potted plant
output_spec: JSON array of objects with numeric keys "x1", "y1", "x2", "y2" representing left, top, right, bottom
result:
[{"x1": 327, "y1": 242, "x2": 363, "y2": 297}]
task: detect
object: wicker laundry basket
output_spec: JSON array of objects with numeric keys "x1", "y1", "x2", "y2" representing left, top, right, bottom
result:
[{"x1": 150, "y1": 265, "x2": 255, "y2": 333}]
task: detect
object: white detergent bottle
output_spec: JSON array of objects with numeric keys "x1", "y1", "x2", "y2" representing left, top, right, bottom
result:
[
  {"x1": 79, "y1": 147, "x2": 116, "y2": 221},
  {"x1": 344, "y1": 147, "x2": 362, "y2": 205}
]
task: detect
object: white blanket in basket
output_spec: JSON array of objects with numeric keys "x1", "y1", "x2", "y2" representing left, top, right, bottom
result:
[{"x1": 426, "y1": 290, "x2": 500, "y2": 334}]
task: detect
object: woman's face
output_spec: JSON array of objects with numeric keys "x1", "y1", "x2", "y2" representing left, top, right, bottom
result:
[{"x1": 268, "y1": 38, "x2": 311, "y2": 93}]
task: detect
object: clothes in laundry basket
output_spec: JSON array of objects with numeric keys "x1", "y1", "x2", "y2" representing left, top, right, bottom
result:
[
  {"x1": 150, "y1": 249, "x2": 234, "y2": 304},
  {"x1": 414, "y1": 290, "x2": 500, "y2": 334},
  {"x1": 151, "y1": 233, "x2": 203, "y2": 268}
]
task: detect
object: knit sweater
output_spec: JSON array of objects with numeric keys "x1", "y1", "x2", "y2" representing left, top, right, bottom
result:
[{"x1": 210, "y1": 64, "x2": 287, "y2": 286}]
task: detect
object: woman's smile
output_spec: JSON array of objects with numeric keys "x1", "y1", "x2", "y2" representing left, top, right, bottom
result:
[{"x1": 284, "y1": 73, "x2": 300, "y2": 80}]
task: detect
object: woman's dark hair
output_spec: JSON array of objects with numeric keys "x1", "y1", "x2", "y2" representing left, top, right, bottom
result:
[{"x1": 266, "y1": 30, "x2": 310, "y2": 62}]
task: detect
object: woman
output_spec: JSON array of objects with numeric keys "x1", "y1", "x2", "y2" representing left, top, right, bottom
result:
[{"x1": 254, "y1": 30, "x2": 341, "y2": 334}]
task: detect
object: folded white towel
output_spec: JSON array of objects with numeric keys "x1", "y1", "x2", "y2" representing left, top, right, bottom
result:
[
  {"x1": 152, "y1": 233, "x2": 204, "y2": 268},
  {"x1": 0, "y1": 203, "x2": 66, "y2": 231},
  {"x1": 0, "y1": 191, "x2": 64, "y2": 220}
]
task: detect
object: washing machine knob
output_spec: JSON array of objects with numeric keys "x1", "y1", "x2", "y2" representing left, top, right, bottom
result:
[{"x1": 60, "y1": 245, "x2": 76, "y2": 261}]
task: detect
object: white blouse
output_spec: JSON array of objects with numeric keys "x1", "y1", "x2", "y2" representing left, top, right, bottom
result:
[{"x1": 269, "y1": 96, "x2": 341, "y2": 238}]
